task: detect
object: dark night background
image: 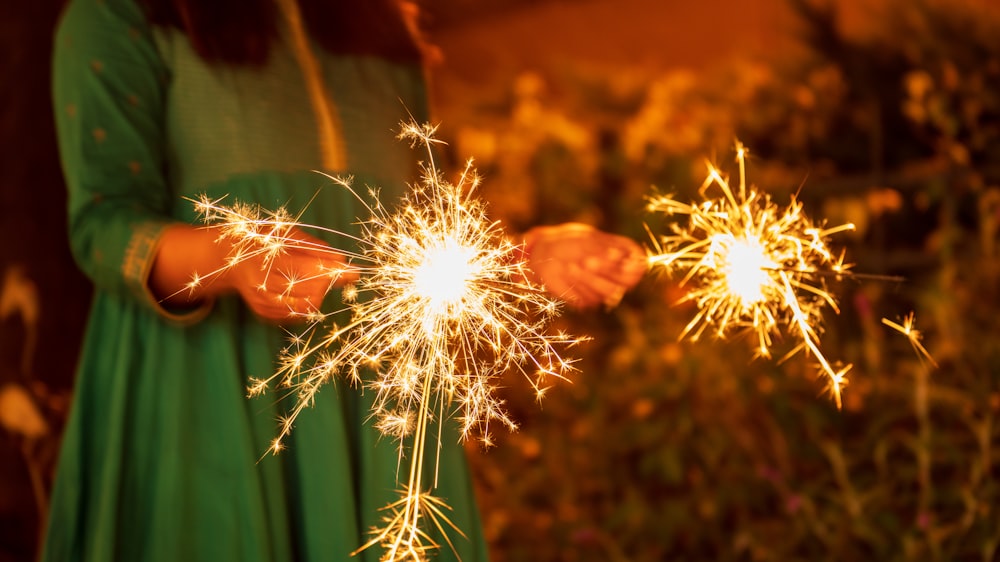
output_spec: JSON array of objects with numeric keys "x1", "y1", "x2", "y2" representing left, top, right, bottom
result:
[
  {"x1": 4, "y1": 1, "x2": 1000, "y2": 561},
  {"x1": 1, "y1": 3, "x2": 87, "y2": 558}
]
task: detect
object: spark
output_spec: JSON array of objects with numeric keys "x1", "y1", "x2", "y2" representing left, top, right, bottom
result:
[
  {"x1": 189, "y1": 121, "x2": 580, "y2": 561},
  {"x1": 646, "y1": 142, "x2": 855, "y2": 407},
  {"x1": 882, "y1": 313, "x2": 938, "y2": 369}
]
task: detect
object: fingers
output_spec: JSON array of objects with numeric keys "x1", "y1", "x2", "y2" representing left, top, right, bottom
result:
[
  {"x1": 540, "y1": 263, "x2": 606, "y2": 309},
  {"x1": 272, "y1": 226, "x2": 353, "y2": 280},
  {"x1": 227, "y1": 227, "x2": 359, "y2": 323},
  {"x1": 284, "y1": 244, "x2": 359, "y2": 287},
  {"x1": 241, "y1": 252, "x2": 353, "y2": 323},
  {"x1": 596, "y1": 239, "x2": 649, "y2": 288},
  {"x1": 281, "y1": 294, "x2": 321, "y2": 320},
  {"x1": 582, "y1": 271, "x2": 628, "y2": 308},
  {"x1": 565, "y1": 268, "x2": 631, "y2": 309},
  {"x1": 534, "y1": 256, "x2": 631, "y2": 310},
  {"x1": 317, "y1": 257, "x2": 359, "y2": 286},
  {"x1": 524, "y1": 224, "x2": 649, "y2": 310},
  {"x1": 250, "y1": 297, "x2": 318, "y2": 323}
]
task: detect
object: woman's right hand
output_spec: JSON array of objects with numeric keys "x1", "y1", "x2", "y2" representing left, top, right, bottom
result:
[
  {"x1": 224, "y1": 228, "x2": 358, "y2": 322},
  {"x1": 150, "y1": 224, "x2": 358, "y2": 323}
]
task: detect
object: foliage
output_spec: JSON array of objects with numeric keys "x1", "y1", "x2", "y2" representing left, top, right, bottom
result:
[{"x1": 447, "y1": 1, "x2": 1000, "y2": 560}]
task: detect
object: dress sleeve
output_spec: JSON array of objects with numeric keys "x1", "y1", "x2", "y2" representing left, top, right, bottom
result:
[{"x1": 53, "y1": 0, "x2": 205, "y2": 322}]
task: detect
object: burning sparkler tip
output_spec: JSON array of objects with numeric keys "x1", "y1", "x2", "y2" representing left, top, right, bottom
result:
[{"x1": 646, "y1": 141, "x2": 854, "y2": 406}]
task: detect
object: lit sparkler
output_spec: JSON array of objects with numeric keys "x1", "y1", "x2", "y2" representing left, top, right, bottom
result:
[
  {"x1": 645, "y1": 142, "x2": 855, "y2": 407},
  {"x1": 190, "y1": 122, "x2": 579, "y2": 561}
]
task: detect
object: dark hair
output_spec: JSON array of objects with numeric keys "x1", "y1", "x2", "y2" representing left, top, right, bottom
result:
[{"x1": 138, "y1": 0, "x2": 425, "y2": 66}]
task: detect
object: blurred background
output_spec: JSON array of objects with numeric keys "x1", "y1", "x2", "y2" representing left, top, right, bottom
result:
[{"x1": 3, "y1": 0, "x2": 1000, "y2": 560}]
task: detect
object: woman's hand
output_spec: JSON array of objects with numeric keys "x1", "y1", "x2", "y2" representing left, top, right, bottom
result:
[
  {"x1": 521, "y1": 223, "x2": 647, "y2": 309},
  {"x1": 151, "y1": 224, "x2": 357, "y2": 323},
  {"x1": 224, "y1": 229, "x2": 357, "y2": 322}
]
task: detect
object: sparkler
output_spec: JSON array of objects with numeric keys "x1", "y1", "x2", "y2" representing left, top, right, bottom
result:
[
  {"x1": 645, "y1": 142, "x2": 855, "y2": 407},
  {"x1": 189, "y1": 122, "x2": 580, "y2": 561}
]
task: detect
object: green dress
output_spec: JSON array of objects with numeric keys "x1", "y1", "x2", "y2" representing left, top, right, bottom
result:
[{"x1": 44, "y1": 1, "x2": 488, "y2": 560}]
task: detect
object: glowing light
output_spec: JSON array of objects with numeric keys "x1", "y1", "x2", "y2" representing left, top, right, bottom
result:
[
  {"x1": 646, "y1": 142, "x2": 855, "y2": 407},
  {"x1": 717, "y1": 235, "x2": 776, "y2": 306},
  {"x1": 411, "y1": 235, "x2": 479, "y2": 318},
  {"x1": 187, "y1": 122, "x2": 579, "y2": 561}
]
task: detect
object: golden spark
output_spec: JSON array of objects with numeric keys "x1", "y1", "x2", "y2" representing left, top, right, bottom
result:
[
  {"x1": 646, "y1": 142, "x2": 855, "y2": 407},
  {"x1": 882, "y1": 312, "x2": 938, "y2": 369},
  {"x1": 190, "y1": 122, "x2": 580, "y2": 561}
]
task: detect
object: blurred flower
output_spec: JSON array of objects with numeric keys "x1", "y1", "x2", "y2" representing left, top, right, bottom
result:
[
  {"x1": 822, "y1": 196, "x2": 870, "y2": 239},
  {"x1": 622, "y1": 70, "x2": 702, "y2": 161},
  {"x1": 455, "y1": 126, "x2": 498, "y2": 167},
  {"x1": 658, "y1": 342, "x2": 683, "y2": 367},
  {"x1": 631, "y1": 398, "x2": 654, "y2": 420},
  {"x1": 0, "y1": 266, "x2": 39, "y2": 326},
  {"x1": 0, "y1": 383, "x2": 48, "y2": 439},
  {"x1": 904, "y1": 71, "x2": 934, "y2": 101},
  {"x1": 865, "y1": 187, "x2": 904, "y2": 216},
  {"x1": 516, "y1": 434, "x2": 541, "y2": 460},
  {"x1": 513, "y1": 71, "x2": 546, "y2": 100},
  {"x1": 1, "y1": 265, "x2": 40, "y2": 374}
]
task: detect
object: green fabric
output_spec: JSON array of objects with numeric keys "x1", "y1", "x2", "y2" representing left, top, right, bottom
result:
[{"x1": 45, "y1": 1, "x2": 488, "y2": 561}]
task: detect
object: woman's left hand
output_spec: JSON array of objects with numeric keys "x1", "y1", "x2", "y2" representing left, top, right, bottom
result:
[{"x1": 521, "y1": 223, "x2": 647, "y2": 309}]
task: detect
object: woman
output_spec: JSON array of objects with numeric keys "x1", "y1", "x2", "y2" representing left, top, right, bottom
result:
[{"x1": 44, "y1": 0, "x2": 646, "y2": 560}]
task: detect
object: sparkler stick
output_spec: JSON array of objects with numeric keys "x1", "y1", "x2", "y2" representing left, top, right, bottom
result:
[
  {"x1": 187, "y1": 122, "x2": 580, "y2": 561},
  {"x1": 645, "y1": 142, "x2": 854, "y2": 407}
]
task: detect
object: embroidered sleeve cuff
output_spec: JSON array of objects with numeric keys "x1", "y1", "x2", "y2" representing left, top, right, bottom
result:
[{"x1": 122, "y1": 221, "x2": 213, "y2": 324}]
